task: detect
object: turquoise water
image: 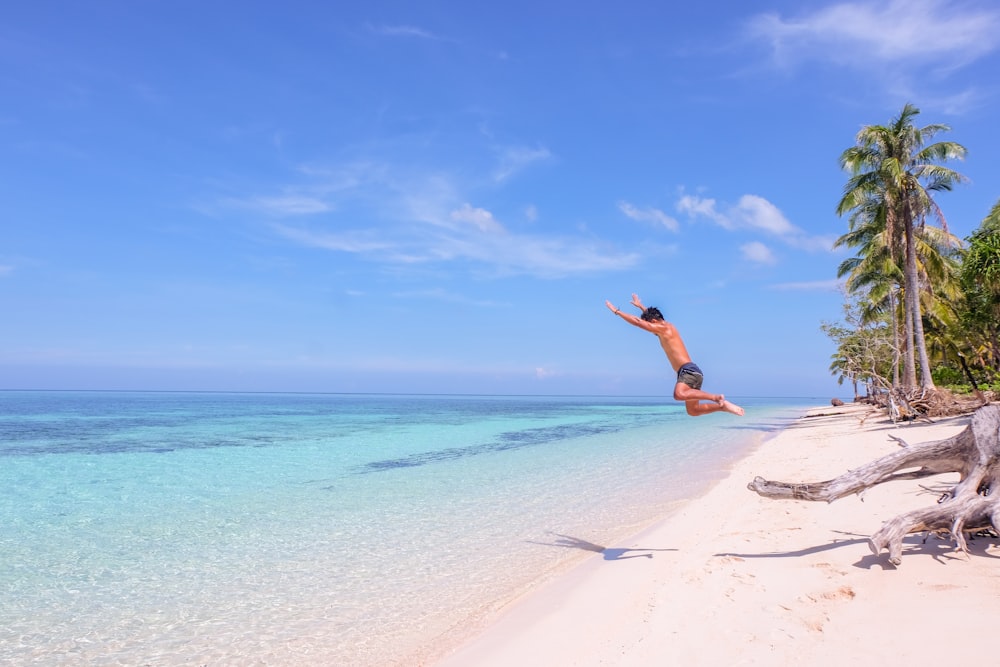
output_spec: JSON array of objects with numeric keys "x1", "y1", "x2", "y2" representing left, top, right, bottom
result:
[{"x1": 0, "y1": 392, "x2": 815, "y2": 665}]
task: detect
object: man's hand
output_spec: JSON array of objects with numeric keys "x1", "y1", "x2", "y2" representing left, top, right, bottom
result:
[
  {"x1": 631, "y1": 294, "x2": 645, "y2": 311},
  {"x1": 605, "y1": 300, "x2": 620, "y2": 314}
]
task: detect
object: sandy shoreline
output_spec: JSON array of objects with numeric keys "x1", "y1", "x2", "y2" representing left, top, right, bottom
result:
[{"x1": 432, "y1": 403, "x2": 1000, "y2": 665}]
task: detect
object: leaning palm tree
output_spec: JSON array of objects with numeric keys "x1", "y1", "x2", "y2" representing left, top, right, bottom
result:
[
  {"x1": 835, "y1": 196, "x2": 904, "y2": 386},
  {"x1": 835, "y1": 196, "x2": 899, "y2": 317},
  {"x1": 837, "y1": 103, "x2": 967, "y2": 390}
]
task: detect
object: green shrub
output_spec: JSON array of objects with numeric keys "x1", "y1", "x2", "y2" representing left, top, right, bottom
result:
[{"x1": 932, "y1": 366, "x2": 964, "y2": 386}]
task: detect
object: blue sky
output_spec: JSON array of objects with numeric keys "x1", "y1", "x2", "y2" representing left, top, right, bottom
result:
[{"x1": 3, "y1": 0, "x2": 999, "y2": 398}]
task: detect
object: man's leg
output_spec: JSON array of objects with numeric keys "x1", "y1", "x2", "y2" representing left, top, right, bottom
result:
[
  {"x1": 673, "y1": 382, "x2": 721, "y2": 404},
  {"x1": 675, "y1": 383, "x2": 744, "y2": 417},
  {"x1": 684, "y1": 399, "x2": 725, "y2": 416}
]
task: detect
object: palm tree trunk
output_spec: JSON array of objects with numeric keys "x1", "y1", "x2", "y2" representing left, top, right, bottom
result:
[
  {"x1": 890, "y1": 288, "x2": 901, "y2": 387},
  {"x1": 991, "y1": 325, "x2": 1000, "y2": 372},
  {"x1": 903, "y1": 214, "x2": 936, "y2": 390},
  {"x1": 902, "y1": 280, "x2": 917, "y2": 389},
  {"x1": 913, "y1": 307, "x2": 936, "y2": 389}
]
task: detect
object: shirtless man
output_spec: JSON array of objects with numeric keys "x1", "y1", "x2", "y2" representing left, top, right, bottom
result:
[{"x1": 605, "y1": 294, "x2": 744, "y2": 417}]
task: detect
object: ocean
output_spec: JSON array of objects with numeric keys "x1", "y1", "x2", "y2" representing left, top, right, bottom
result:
[{"x1": 0, "y1": 391, "x2": 817, "y2": 665}]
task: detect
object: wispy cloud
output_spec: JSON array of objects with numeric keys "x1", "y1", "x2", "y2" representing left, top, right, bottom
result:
[
  {"x1": 241, "y1": 195, "x2": 332, "y2": 216},
  {"x1": 392, "y1": 288, "x2": 505, "y2": 307},
  {"x1": 618, "y1": 202, "x2": 679, "y2": 232},
  {"x1": 0, "y1": 264, "x2": 13, "y2": 277},
  {"x1": 217, "y1": 162, "x2": 384, "y2": 217},
  {"x1": 272, "y1": 224, "x2": 394, "y2": 255},
  {"x1": 256, "y1": 163, "x2": 638, "y2": 278},
  {"x1": 746, "y1": 0, "x2": 1000, "y2": 112},
  {"x1": 748, "y1": 0, "x2": 1000, "y2": 69},
  {"x1": 768, "y1": 279, "x2": 844, "y2": 291},
  {"x1": 493, "y1": 145, "x2": 552, "y2": 182},
  {"x1": 369, "y1": 24, "x2": 441, "y2": 40},
  {"x1": 535, "y1": 366, "x2": 560, "y2": 380},
  {"x1": 275, "y1": 213, "x2": 636, "y2": 277}
]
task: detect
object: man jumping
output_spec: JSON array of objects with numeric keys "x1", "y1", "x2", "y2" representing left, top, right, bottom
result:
[{"x1": 605, "y1": 293, "x2": 744, "y2": 417}]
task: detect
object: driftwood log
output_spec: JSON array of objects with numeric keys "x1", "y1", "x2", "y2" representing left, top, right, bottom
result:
[{"x1": 748, "y1": 405, "x2": 1000, "y2": 565}]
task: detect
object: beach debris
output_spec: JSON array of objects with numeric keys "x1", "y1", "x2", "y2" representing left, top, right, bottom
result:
[
  {"x1": 860, "y1": 386, "x2": 987, "y2": 422},
  {"x1": 748, "y1": 405, "x2": 1000, "y2": 566}
]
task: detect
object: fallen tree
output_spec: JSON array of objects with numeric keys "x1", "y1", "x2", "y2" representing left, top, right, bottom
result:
[{"x1": 748, "y1": 405, "x2": 1000, "y2": 565}]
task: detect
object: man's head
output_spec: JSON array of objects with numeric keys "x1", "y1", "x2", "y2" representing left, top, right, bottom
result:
[{"x1": 640, "y1": 306, "x2": 664, "y2": 322}]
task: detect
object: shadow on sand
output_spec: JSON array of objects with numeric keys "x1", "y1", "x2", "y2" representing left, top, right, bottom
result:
[
  {"x1": 716, "y1": 529, "x2": 1000, "y2": 570},
  {"x1": 530, "y1": 532, "x2": 677, "y2": 561}
]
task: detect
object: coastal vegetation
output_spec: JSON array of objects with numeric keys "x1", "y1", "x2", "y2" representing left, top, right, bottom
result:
[
  {"x1": 824, "y1": 104, "x2": 1000, "y2": 416},
  {"x1": 757, "y1": 105, "x2": 1000, "y2": 567}
]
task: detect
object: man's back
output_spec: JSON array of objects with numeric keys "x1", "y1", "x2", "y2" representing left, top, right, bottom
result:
[{"x1": 649, "y1": 320, "x2": 692, "y2": 372}]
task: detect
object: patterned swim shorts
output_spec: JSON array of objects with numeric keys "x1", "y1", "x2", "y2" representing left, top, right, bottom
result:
[{"x1": 676, "y1": 362, "x2": 704, "y2": 390}]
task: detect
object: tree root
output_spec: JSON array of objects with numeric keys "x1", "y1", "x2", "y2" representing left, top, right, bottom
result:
[{"x1": 748, "y1": 405, "x2": 1000, "y2": 566}]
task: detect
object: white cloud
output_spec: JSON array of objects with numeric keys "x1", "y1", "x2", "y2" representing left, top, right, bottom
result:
[
  {"x1": 0, "y1": 265, "x2": 12, "y2": 276},
  {"x1": 733, "y1": 195, "x2": 797, "y2": 236},
  {"x1": 676, "y1": 191, "x2": 834, "y2": 253},
  {"x1": 676, "y1": 194, "x2": 732, "y2": 228},
  {"x1": 618, "y1": 201, "x2": 680, "y2": 232},
  {"x1": 741, "y1": 241, "x2": 776, "y2": 265},
  {"x1": 451, "y1": 203, "x2": 505, "y2": 233}
]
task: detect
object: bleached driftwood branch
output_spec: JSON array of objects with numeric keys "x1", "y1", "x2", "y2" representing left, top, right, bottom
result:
[{"x1": 748, "y1": 405, "x2": 1000, "y2": 565}]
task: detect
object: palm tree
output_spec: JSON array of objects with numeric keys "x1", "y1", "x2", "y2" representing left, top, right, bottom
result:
[
  {"x1": 835, "y1": 189, "x2": 962, "y2": 389},
  {"x1": 836, "y1": 103, "x2": 967, "y2": 390}
]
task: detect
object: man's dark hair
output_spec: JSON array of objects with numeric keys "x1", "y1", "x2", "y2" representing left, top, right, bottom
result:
[{"x1": 641, "y1": 306, "x2": 664, "y2": 322}]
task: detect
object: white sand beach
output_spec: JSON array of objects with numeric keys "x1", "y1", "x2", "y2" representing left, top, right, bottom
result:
[{"x1": 433, "y1": 403, "x2": 1000, "y2": 666}]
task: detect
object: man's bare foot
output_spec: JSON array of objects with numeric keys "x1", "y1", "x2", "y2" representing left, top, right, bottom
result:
[{"x1": 720, "y1": 399, "x2": 744, "y2": 416}]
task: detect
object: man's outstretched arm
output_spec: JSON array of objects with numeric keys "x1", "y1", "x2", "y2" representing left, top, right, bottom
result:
[{"x1": 606, "y1": 300, "x2": 656, "y2": 332}]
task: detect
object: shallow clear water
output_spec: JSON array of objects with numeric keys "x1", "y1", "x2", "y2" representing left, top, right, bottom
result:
[{"x1": 0, "y1": 392, "x2": 814, "y2": 665}]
